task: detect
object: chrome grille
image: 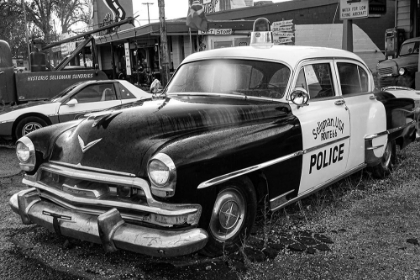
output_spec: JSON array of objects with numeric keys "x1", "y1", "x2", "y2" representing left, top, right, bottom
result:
[
  {"x1": 39, "y1": 170, "x2": 146, "y2": 200},
  {"x1": 378, "y1": 67, "x2": 393, "y2": 76}
]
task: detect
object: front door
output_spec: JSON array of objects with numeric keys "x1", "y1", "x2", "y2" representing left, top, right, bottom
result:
[
  {"x1": 58, "y1": 83, "x2": 121, "y2": 122},
  {"x1": 290, "y1": 61, "x2": 351, "y2": 196}
]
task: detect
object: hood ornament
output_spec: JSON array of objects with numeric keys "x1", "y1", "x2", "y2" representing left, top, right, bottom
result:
[{"x1": 78, "y1": 135, "x2": 102, "y2": 153}]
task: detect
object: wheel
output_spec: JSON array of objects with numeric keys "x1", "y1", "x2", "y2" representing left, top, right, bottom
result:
[
  {"x1": 15, "y1": 116, "x2": 48, "y2": 139},
  {"x1": 372, "y1": 139, "x2": 396, "y2": 178},
  {"x1": 201, "y1": 177, "x2": 257, "y2": 256}
]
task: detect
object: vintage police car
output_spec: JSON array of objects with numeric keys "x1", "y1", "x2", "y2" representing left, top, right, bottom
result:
[{"x1": 10, "y1": 19, "x2": 418, "y2": 257}]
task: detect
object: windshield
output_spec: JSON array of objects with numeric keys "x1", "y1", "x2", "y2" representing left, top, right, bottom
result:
[
  {"x1": 399, "y1": 42, "x2": 420, "y2": 56},
  {"x1": 166, "y1": 59, "x2": 291, "y2": 99},
  {"x1": 50, "y1": 82, "x2": 84, "y2": 102}
]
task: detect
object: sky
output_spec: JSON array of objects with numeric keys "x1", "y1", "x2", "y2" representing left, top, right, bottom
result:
[{"x1": 132, "y1": 0, "x2": 290, "y2": 26}]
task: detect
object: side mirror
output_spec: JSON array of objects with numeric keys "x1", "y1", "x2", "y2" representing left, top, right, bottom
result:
[
  {"x1": 290, "y1": 88, "x2": 310, "y2": 108},
  {"x1": 66, "y1": 98, "x2": 78, "y2": 107}
]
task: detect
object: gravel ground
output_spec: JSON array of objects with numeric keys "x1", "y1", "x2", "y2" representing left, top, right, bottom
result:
[{"x1": 1, "y1": 142, "x2": 419, "y2": 280}]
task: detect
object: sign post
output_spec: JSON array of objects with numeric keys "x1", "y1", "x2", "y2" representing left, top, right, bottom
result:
[{"x1": 339, "y1": 0, "x2": 369, "y2": 52}]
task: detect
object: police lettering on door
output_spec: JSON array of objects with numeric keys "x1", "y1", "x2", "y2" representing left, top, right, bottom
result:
[{"x1": 309, "y1": 143, "x2": 344, "y2": 174}]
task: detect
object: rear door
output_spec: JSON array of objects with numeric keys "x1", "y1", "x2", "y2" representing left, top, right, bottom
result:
[
  {"x1": 58, "y1": 83, "x2": 121, "y2": 122},
  {"x1": 334, "y1": 60, "x2": 387, "y2": 169},
  {"x1": 290, "y1": 60, "x2": 351, "y2": 196}
]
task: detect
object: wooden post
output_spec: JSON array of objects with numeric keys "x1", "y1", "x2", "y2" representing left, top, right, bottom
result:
[
  {"x1": 110, "y1": 42, "x2": 116, "y2": 79},
  {"x1": 158, "y1": 0, "x2": 170, "y2": 86},
  {"x1": 342, "y1": 19, "x2": 353, "y2": 52}
]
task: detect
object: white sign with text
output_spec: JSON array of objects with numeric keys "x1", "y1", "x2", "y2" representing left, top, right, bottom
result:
[{"x1": 340, "y1": 0, "x2": 369, "y2": 19}]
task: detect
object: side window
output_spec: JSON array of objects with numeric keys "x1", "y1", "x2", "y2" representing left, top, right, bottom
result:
[
  {"x1": 303, "y1": 63, "x2": 335, "y2": 99},
  {"x1": 73, "y1": 84, "x2": 116, "y2": 103},
  {"x1": 337, "y1": 63, "x2": 369, "y2": 95}
]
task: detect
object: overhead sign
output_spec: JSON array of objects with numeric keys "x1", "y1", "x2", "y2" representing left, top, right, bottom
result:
[{"x1": 340, "y1": 0, "x2": 369, "y2": 20}]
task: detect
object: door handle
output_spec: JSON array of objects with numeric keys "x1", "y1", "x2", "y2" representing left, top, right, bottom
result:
[
  {"x1": 0, "y1": 71, "x2": 4, "y2": 74},
  {"x1": 335, "y1": 100, "x2": 345, "y2": 106}
]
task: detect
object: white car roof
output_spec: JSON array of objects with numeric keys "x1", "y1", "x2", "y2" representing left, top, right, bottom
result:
[
  {"x1": 182, "y1": 45, "x2": 365, "y2": 69},
  {"x1": 119, "y1": 80, "x2": 151, "y2": 99}
]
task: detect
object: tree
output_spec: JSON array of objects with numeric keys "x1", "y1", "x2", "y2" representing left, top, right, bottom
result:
[
  {"x1": 25, "y1": 0, "x2": 55, "y2": 43},
  {"x1": 0, "y1": 0, "x2": 27, "y2": 58},
  {"x1": 55, "y1": 0, "x2": 90, "y2": 34}
]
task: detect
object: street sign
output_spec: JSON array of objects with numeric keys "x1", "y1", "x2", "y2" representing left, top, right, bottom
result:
[
  {"x1": 340, "y1": 0, "x2": 369, "y2": 20},
  {"x1": 198, "y1": 28, "x2": 233, "y2": 35},
  {"x1": 272, "y1": 19, "x2": 293, "y2": 29},
  {"x1": 124, "y1": 43, "x2": 131, "y2": 76},
  {"x1": 272, "y1": 19, "x2": 295, "y2": 45}
]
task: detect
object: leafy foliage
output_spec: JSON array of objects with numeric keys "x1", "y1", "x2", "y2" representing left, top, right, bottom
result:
[{"x1": 0, "y1": 0, "x2": 27, "y2": 57}]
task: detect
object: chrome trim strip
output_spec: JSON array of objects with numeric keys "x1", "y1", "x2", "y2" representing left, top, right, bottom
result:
[
  {"x1": 197, "y1": 151, "x2": 304, "y2": 189},
  {"x1": 198, "y1": 136, "x2": 351, "y2": 190},
  {"x1": 388, "y1": 120, "x2": 416, "y2": 134},
  {"x1": 269, "y1": 189, "x2": 295, "y2": 204},
  {"x1": 367, "y1": 144, "x2": 384, "y2": 151},
  {"x1": 1, "y1": 119, "x2": 15, "y2": 124},
  {"x1": 49, "y1": 161, "x2": 136, "y2": 177},
  {"x1": 365, "y1": 121, "x2": 415, "y2": 140},
  {"x1": 304, "y1": 136, "x2": 350, "y2": 154},
  {"x1": 271, "y1": 163, "x2": 366, "y2": 212},
  {"x1": 365, "y1": 131, "x2": 388, "y2": 140}
]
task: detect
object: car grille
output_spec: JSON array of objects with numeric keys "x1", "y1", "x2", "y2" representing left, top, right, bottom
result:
[
  {"x1": 29, "y1": 162, "x2": 201, "y2": 228},
  {"x1": 378, "y1": 67, "x2": 393, "y2": 76}
]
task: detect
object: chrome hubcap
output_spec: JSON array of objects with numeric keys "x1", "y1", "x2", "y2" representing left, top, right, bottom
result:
[
  {"x1": 22, "y1": 122, "x2": 43, "y2": 136},
  {"x1": 209, "y1": 187, "x2": 246, "y2": 241}
]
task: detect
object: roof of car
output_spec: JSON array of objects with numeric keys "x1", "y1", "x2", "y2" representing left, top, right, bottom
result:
[
  {"x1": 402, "y1": 37, "x2": 420, "y2": 44},
  {"x1": 182, "y1": 45, "x2": 364, "y2": 68}
]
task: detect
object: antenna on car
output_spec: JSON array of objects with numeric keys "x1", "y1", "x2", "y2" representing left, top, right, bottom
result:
[{"x1": 250, "y1": 18, "x2": 274, "y2": 49}]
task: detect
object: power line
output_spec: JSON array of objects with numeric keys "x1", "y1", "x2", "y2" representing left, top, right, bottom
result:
[{"x1": 142, "y1": 2, "x2": 154, "y2": 24}]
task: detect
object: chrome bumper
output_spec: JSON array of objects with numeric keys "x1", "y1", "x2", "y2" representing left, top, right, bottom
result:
[{"x1": 10, "y1": 188, "x2": 209, "y2": 257}]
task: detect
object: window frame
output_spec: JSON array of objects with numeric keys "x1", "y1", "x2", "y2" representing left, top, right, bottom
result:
[
  {"x1": 70, "y1": 83, "x2": 117, "y2": 103},
  {"x1": 290, "y1": 59, "x2": 340, "y2": 102},
  {"x1": 333, "y1": 59, "x2": 373, "y2": 97}
]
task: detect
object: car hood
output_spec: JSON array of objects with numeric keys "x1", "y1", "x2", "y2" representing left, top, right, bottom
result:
[
  {"x1": 378, "y1": 55, "x2": 418, "y2": 69},
  {"x1": 48, "y1": 95, "x2": 292, "y2": 176}
]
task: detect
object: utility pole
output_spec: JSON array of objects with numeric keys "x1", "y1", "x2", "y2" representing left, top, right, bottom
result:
[
  {"x1": 21, "y1": 0, "x2": 31, "y2": 70},
  {"x1": 158, "y1": 0, "x2": 170, "y2": 86},
  {"x1": 143, "y1": 2, "x2": 154, "y2": 24}
]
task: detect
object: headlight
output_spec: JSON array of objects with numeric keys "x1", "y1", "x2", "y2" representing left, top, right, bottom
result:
[
  {"x1": 399, "y1": 67, "x2": 406, "y2": 76},
  {"x1": 147, "y1": 153, "x2": 176, "y2": 197},
  {"x1": 16, "y1": 136, "x2": 36, "y2": 171}
]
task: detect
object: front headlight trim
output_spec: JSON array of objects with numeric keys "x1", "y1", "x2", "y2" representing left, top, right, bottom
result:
[
  {"x1": 16, "y1": 136, "x2": 36, "y2": 171},
  {"x1": 399, "y1": 67, "x2": 406, "y2": 76},
  {"x1": 147, "y1": 153, "x2": 177, "y2": 197}
]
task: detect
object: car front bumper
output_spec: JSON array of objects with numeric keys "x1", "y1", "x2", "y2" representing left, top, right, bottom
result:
[{"x1": 10, "y1": 188, "x2": 209, "y2": 257}]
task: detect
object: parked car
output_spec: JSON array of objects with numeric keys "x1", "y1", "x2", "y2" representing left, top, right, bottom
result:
[
  {"x1": 10, "y1": 19, "x2": 418, "y2": 258},
  {"x1": 377, "y1": 37, "x2": 420, "y2": 88},
  {"x1": 0, "y1": 80, "x2": 151, "y2": 140}
]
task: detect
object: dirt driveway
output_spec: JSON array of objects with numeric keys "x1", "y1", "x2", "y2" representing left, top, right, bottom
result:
[{"x1": 0, "y1": 143, "x2": 419, "y2": 280}]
